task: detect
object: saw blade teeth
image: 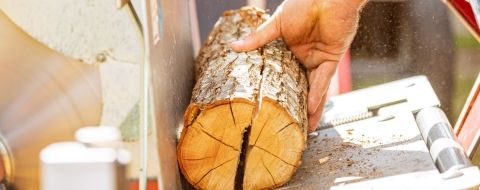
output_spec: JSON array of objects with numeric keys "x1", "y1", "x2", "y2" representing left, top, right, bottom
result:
[{"x1": 318, "y1": 112, "x2": 374, "y2": 129}]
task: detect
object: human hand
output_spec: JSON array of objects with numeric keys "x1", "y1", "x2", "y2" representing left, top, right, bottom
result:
[{"x1": 231, "y1": 0, "x2": 367, "y2": 132}]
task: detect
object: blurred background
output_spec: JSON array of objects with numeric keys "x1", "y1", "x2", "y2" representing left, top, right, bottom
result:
[
  {"x1": 195, "y1": 0, "x2": 480, "y2": 123},
  {"x1": 351, "y1": 1, "x2": 479, "y2": 125},
  {"x1": 1, "y1": 0, "x2": 479, "y2": 189}
]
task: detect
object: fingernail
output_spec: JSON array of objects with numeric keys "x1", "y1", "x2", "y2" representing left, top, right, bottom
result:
[
  {"x1": 231, "y1": 39, "x2": 245, "y2": 49},
  {"x1": 230, "y1": 40, "x2": 244, "y2": 52},
  {"x1": 307, "y1": 101, "x2": 318, "y2": 114}
]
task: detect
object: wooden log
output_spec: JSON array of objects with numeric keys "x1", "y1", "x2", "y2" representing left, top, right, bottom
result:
[{"x1": 178, "y1": 6, "x2": 308, "y2": 190}]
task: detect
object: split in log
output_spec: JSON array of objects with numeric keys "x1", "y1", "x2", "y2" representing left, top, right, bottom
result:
[{"x1": 178, "y1": 6, "x2": 308, "y2": 190}]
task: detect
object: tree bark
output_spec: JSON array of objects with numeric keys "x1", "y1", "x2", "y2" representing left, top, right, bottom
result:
[{"x1": 178, "y1": 7, "x2": 308, "y2": 190}]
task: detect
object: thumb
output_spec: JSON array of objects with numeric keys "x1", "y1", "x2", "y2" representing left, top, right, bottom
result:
[
  {"x1": 231, "y1": 13, "x2": 281, "y2": 52},
  {"x1": 307, "y1": 61, "x2": 337, "y2": 114}
]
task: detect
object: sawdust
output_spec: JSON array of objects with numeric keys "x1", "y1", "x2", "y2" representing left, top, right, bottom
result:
[
  {"x1": 346, "y1": 129, "x2": 354, "y2": 135},
  {"x1": 318, "y1": 156, "x2": 330, "y2": 165},
  {"x1": 312, "y1": 141, "x2": 365, "y2": 172},
  {"x1": 284, "y1": 136, "x2": 385, "y2": 189}
]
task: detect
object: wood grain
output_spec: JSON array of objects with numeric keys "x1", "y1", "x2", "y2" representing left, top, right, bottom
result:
[{"x1": 178, "y1": 7, "x2": 308, "y2": 190}]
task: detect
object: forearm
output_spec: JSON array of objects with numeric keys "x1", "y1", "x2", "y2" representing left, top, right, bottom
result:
[
  {"x1": 332, "y1": 0, "x2": 368, "y2": 13},
  {"x1": 349, "y1": 0, "x2": 369, "y2": 13},
  {"x1": 321, "y1": 0, "x2": 368, "y2": 17},
  {"x1": 356, "y1": 0, "x2": 369, "y2": 11}
]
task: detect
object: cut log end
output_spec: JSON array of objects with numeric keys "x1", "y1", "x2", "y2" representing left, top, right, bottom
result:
[
  {"x1": 178, "y1": 99, "x2": 304, "y2": 190},
  {"x1": 178, "y1": 6, "x2": 307, "y2": 190},
  {"x1": 244, "y1": 99, "x2": 305, "y2": 189},
  {"x1": 178, "y1": 100, "x2": 253, "y2": 190}
]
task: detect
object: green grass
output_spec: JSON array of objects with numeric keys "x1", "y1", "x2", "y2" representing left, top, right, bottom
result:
[
  {"x1": 455, "y1": 35, "x2": 480, "y2": 49},
  {"x1": 452, "y1": 76, "x2": 477, "y2": 124}
]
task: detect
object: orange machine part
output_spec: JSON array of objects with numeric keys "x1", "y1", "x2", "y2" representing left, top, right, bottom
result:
[
  {"x1": 444, "y1": 0, "x2": 480, "y2": 40},
  {"x1": 455, "y1": 74, "x2": 480, "y2": 158},
  {"x1": 128, "y1": 180, "x2": 158, "y2": 190},
  {"x1": 457, "y1": 91, "x2": 480, "y2": 154}
]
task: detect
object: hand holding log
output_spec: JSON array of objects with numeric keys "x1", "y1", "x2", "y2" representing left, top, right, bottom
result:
[{"x1": 178, "y1": 7, "x2": 308, "y2": 190}]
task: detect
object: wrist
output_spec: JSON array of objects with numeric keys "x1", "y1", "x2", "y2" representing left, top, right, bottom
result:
[
  {"x1": 322, "y1": 0, "x2": 368, "y2": 13},
  {"x1": 353, "y1": 0, "x2": 369, "y2": 11}
]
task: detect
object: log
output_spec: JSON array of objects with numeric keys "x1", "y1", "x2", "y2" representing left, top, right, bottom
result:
[{"x1": 177, "y1": 6, "x2": 308, "y2": 190}]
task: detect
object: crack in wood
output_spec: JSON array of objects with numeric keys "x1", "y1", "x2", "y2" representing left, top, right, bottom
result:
[
  {"x1": 195, "y1": 156, "x2": 237, "y2": 185},
  {"x1": 234, "y1": 126, "x2": 251, "y2": 190},
  {"x1": 254, "y1": 145, "x2": 296, "y2": 167},
  {"x1": 276, "y1": 122, "x2": 295, "y2": 134},
  {"x1": 196, "y1": 122, "x2": 239, "y2": 151},
  {"x1": 229, "y1": 102, "x2": 236, "y2": 126},
  {"x1": 185, "y1": 107, "x2": 201, "y2": 127},
  {"x1": 249, "y1": 46, "x2": 266, "y2": 124},
  {"x1": 262, "y1": 158, "x2": 277, "y2": 185},
  {"x1": 252, "y1": 113, "x2": 271, "y2": 146}
]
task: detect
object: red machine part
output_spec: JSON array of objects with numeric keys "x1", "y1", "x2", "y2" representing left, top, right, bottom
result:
[
  {"x1": 446, "y1": 0, "x2": 480, "y2": 159},
  {"x1": 455, "y1": 74, "x2": 480, "y2": 158},
  {"x1": 338, "y1": 50, "x2": 352, "y2": 94},
  {"x1": 327, "y1": 51, "x2": 352, "y2": 97},
  {"x1": 128, "y1": 180, "x2": 158, "y2": 190},
  {"x1": 456, "y1": 85, "x2": 480, "y2": 155},
  {"x1": 445, "y1": 0, "x2": 480, "y2": 39}
]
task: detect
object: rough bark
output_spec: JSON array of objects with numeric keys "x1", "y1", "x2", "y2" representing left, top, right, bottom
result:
[{"x1": 178, "y1": 6, "x2": 308, "y2": 190}]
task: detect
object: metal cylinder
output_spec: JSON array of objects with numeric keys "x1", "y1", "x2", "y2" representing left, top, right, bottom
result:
[
  {"x1": 416, "y1": 107, "x2": 471, "y2": 178},
  {"x1": 0, "y1": 135, "x2": 12, "y2": 189}
]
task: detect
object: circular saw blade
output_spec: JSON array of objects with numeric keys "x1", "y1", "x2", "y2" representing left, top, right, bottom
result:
[{"x1": 0, "y1": 11, "x2": 102, "y2": 189}]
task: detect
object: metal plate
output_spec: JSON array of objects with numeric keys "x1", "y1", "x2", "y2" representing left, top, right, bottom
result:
[
  {"x1": 141, "y1": 0, "x2": 196, "y2": 189},
  {"x1": 283, "y1": 112, "x2": 439, "y2": 189}
]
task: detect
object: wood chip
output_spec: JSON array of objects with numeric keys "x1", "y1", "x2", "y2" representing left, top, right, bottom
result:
[
  {"x1": 346, "y1": 129, "x2": 354, "y2": 135},
  {"x1": 318, "y1": 157, "x2": 330, "y2": 165}
]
